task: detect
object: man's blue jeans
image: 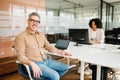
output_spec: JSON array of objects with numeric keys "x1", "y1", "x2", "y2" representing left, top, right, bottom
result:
[{"x1": 31, "y1": 59, "x2": 69, "y2": 80}]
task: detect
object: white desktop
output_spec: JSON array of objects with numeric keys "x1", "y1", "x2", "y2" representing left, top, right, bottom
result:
[{"x1": 49, "y1": 42, "x2": 120, "y2": 80}]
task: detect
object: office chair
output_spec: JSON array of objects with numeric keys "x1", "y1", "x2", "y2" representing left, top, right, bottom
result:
[
  {"x1": 16, "y1": 54, "x2": 51, "y2": 80},
  {"x1": 13, "y1": 44, "x2": 50, "y2": 80},
  {"x1": 16, "y1": 61, "x2": 46, "y2": 80}
]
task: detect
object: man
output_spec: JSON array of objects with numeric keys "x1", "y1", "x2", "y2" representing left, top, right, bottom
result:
[{"x1": 15, "y1": 12, "x2": 72, "y2": 80}]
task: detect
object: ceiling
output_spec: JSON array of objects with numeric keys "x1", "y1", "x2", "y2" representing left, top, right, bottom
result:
[
  {"x1": 104, "y1": 0, "x2": 120, "y2": 3},
  {"x1": 45, "y1": 0, "x2": 120, "y2": 10}
]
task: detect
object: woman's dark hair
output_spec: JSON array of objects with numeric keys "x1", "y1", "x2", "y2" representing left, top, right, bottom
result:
[{"x1": 89, "y1": 18, "x2": 102, "y2": 28}]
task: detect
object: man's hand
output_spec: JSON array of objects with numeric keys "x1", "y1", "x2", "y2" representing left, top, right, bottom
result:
[
  {"x1": 61, "y1": 51, "x2": 72, "y2": 56},
  {"x1": 30, "y1": 61, "x2": 42, "y2": 78}
]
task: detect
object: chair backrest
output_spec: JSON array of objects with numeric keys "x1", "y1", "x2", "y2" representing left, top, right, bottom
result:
[
  {"x1": 18, "y1": 64, "x2": 29, "y2": 78},
  {"x1": 105, "y1": 30, "x2": 113, "y2": 36}
]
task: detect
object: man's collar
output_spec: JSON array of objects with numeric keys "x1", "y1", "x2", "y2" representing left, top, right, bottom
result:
[{"x1": 26, "y1": 27, "x2": 39, "y2": 35}]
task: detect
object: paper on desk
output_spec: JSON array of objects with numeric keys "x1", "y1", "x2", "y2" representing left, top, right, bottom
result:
[
  {"x1": 66, "y1": 45, "x2": 101, "y2": 59},
  {"x1": 100, "y1": 49, "x2": 120, "y2": 55}
]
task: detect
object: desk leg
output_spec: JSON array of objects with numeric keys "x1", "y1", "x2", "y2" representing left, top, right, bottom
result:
[
  {"x1": 67, "y1": 58, "x2": 76, "y2": 69},
  {"x1": 97, "y1": 65, "x2": 101, "y2": 80},
  {"x1": 80, "y1": 61, "x2": 84, "y2": 80}
]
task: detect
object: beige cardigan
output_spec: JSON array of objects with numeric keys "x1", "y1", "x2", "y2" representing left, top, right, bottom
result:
[{"x1": 89, "y1": 28, "x2": 105, "y2": 44}]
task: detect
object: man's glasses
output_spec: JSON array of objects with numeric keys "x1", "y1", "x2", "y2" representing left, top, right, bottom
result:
[{"x1": 29, "y1": 19, "x2": 40, "y2": 24}]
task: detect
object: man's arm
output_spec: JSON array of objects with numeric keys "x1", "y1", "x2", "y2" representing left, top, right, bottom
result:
[
  {"x1": 43, "y1": 34, "x2": 72, "y2": 56},
  {"x1": 15, "y1": 34, "x2": 31, "y2": 64},
  {"x1": 15, "y1": 35, "x2": 42, "y2": 78}
]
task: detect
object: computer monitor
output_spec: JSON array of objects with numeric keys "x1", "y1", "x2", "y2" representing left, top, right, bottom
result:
[{"x1": 69, "y1": 29, "x2": 90, "y2": 46}]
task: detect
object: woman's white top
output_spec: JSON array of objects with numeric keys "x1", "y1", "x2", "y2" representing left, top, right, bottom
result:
[
  {"x1": 89, "y1": 28, "x2": 105, "y2": 44},
  {"x1": 91, "y1": 31, "x2": 97, "y2": 40}
]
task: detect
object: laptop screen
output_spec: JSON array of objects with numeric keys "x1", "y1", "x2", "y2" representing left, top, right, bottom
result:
[{"x1": 55, "y1": 39, "x2": 70, "y2": 50}]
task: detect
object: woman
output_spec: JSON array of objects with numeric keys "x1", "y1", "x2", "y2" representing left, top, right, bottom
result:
[
  {"x1": 88, "y1": 18, "x2": 108, "y2": 80},
  {"x1": 89, "y1": 18, "x2": 105, "y2": 44}
]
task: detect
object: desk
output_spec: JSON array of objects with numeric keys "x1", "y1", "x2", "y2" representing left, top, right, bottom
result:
[
  {"x1": 49, "y1": 42, "x2": 120, "y2": 80},
  {"x1": 66, "y1": 42, "x2": 120, "y2": 80}
]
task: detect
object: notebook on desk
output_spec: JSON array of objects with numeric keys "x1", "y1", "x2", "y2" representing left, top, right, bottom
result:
[{"x1": 55, "y1": 39, "x2": 70, "y2": 50}]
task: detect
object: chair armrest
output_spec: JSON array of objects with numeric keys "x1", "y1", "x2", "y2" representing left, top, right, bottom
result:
[
  {"x1": 16, "y1": 61, "x2": 33, "y2": 80},
  {"x1": 47, "y1": 54, "x2": 52, "y2": 59}
]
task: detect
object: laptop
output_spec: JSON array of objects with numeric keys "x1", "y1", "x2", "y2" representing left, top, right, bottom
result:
[{"x1": 55, "y1": 39, "x2": 70, "y2": 50}]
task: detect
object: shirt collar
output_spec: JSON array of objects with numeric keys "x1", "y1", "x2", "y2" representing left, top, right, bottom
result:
[{"x1": 26, "y1": 27, "x2": 40, "y2": 35}]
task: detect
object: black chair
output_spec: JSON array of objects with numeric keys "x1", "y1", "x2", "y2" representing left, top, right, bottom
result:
[
  {"x1": 16, "y1": 53, "x2": 52, "y2": 80},
  {"x1": 105, "y1": 29, "x2": 120, "y2": 44},
  {"x1": 105, "y1": 30, "x2": 114, "y2": 44},
  {"x1": 105, "y1": 30, "x2": 113, "y2": 36},
  {"x1": 113, "y1": 28, "x2": 120, "y2": 44},
  {"x1": 17, "y1": 61, "x2": 46, "y2": 80},
  {"x1": 113, "y1": 28, "x2": 118, "y2": 37}
]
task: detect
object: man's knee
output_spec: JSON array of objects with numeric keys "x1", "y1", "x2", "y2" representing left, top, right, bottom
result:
[{"x1": 49, "y1": 72, "x2": 60, "y2": 80}]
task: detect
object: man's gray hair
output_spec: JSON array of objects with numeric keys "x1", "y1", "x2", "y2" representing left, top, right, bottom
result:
[{"x1": 28, "y1": 12, "x2": 40, "y2": 20}]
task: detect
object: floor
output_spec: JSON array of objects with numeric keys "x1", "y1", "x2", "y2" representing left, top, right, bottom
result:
[{"x1": 0, "y1": 58, "x2": 120, "y2": 80}]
